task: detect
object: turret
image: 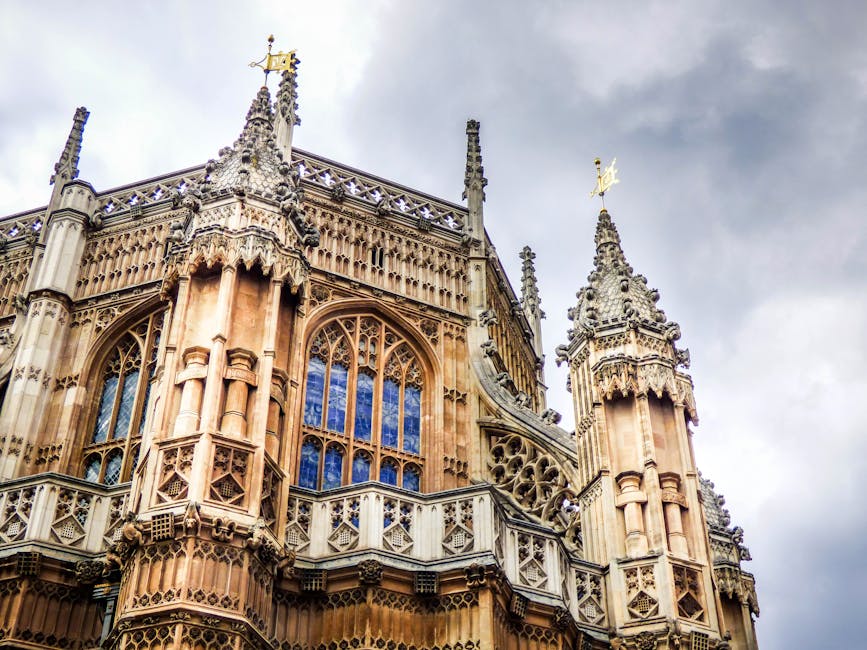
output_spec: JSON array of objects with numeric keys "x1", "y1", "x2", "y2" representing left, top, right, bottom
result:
[{"x1": 562, "y1": 207, "x2": 725, "y2": 646}]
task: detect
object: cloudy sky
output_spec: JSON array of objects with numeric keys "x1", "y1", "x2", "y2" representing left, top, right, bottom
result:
[{"x1": 2, "y1": 2, "x2": 865, "y2": 647}]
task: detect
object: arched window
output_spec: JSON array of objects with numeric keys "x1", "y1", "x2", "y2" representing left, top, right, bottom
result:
[
  {"x1": 82, "y1": 312, "x2": 163, "y2": 484},
  {"x1": 297, "y1": 316, "x2": 425, "y2": 491}
]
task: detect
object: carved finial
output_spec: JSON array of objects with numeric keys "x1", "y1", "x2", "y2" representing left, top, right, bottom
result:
[
  {"x1": 519, "y1": 246, "x2": 541, "y2": 314},
  {"x1": 50, "y1": 107, "x2": 89, "y2": 186},
  {"x1": 274, "y1": 50, "x2": 301, "y2": 157},
  {"x1": 463, "y1": 119, "x2": 487, "y2": 201},
  {"x1": 236, "y1": 85, "x2": 275, "y2": 147}
]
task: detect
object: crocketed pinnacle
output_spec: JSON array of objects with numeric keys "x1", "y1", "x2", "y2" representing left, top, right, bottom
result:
[
  {"x1": 462, "y1": 119, "x2": 487, "y2": 201},
  {"x1": 50, "y1": 107, "x2": 89, "y2": 185},
  {"x1": 276, "y1": 68, "x2": 300, "y2": 128},
  {"x1": 204, "y1": 85, "x2": 293, "y2": 201},
  {"x1": 236, "y1": 85, "x2": 275, "y2": 148},
  {"x1": 573, "y1": 209, "x2": 671, "y2": 328},
  {"x1": 520, "y1": 246, "x2": 541, "y2": 315}
]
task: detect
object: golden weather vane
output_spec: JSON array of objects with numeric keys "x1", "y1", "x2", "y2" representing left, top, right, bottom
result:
[
  {"x1": 249, "y1": 35, "x2": 299, "y2": 79},
  {"x1": 590, "y1": 157, "x2": 619, "y2": 210}
]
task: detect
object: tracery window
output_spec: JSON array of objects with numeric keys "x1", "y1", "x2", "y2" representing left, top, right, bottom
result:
[
  {"x1": 82, "y1": 312, "x2": 163, "y2": 485},
  {"x1": 298, "y1": 315, "x2": 425, "y2": 491}
]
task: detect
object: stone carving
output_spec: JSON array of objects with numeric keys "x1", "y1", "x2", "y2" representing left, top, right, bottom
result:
[
  {"x1": 625, "y1": 565, "x2": 658, "y2": 620},
  {"x1": 105, "y1": 512, "x2": 144, "y2": 573},
  {"x1": 481, "y1": 339, "x2": 498, "y2": 357},
  {"x1": 540, "y1": 408, "x2": 562, "y2": 425},
  {"x1": 442, "y1": 499, "x2": 474, "y2": 554},
  {"x1": 464, "y1": 563, "x2": 487, "y2": 589},
  {"x1": 71, "y1": 560, "x2": 104, "y2": 587},
  {"x1": 183, "y1": 501, "x2": 201, "y2": 535},
  {"x1": 673, "y1": 564, "x2": 705, "y2": 621},
  {"x1": 478, "y1": 309, "x2": 498, "y2": 327},
  {"x1": 358, "y1": 559, "x2": 383, "y2": 585},
  {"x1": 551, "y1": 607, "x2": 572, "y2": 631},
  {"x1": 212, "y1": 517, "x2": 237, "y2": 543},
  {"x1": 488, "y1": 433, "x2": 580, "y2": 542}
]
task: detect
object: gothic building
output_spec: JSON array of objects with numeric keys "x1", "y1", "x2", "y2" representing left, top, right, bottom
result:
[{"x1": 0, "y1": 62, "x2": 758, "y2": 650}]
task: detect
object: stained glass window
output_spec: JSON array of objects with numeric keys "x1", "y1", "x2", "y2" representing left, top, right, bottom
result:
[
  {"x1": 352, "y1": 453, "x2": 371, "y2": 483},
  {"x1": 403, "y1": 465, "x2": 421, "y2": 492},
  {"x1": 299, "y1": 439, "x2": 321, "y2": 490},
  {"x1": 323, "y1": 446, "x2": 344, "y2": 490},
  {"x1": 326, "y1": 363, "x2": 348, "y2": 433},
  {"x1": 354, "y1": 373, "x2": 374, "y2": 441},
  {"x1": 84, "y1": 456, "x2": 101, "y2": 483},
  {"x1": 103, "y1": 450, "x2": 123, "y2": 486},
  {"x1": 92, "y1": 375, "x2": 118, "y2": 444},
  {"x1": 380, "y1": 459, "x2": 398, "y2": 486},
  {"x1": 83, "y1": 312, "x2": 163, "y2": 486},
  {"x1": 381, "y1": 379, "x2": 400, "y2": 448},
  {"x1": 299, "y1": 316, "x2": 425, "y2": 491},
  {"x1": 114, "y1": 369, "x2": 139, "y2": 440},
  {"x1": 303, "y1": 357, "x2": 326, "y2": 427},
  {"x1": 403, "y1": 386, "x2": 421, "y2": 454}
]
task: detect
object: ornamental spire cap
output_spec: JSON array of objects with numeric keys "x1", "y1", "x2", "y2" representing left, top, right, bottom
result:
[
  {"x1": 50, "y1": 106, "x2": 89, "y2": 186},
  {"x1": 236, "y1": 85, "x2": 275, "y2": 148},
  {"x1": 463, "y1": 119, "x2": 487, "y2": 201},
  {"x1": 200, "y1": 84, "x2": 294, "y2": 201},
  {"x1": 572, "y1": 209, "x2": 674, "y2": 332}
]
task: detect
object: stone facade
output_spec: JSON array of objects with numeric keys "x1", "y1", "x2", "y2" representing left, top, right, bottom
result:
[{"x1": 0, "y1": 64, "x2": 758, "y2": 650}]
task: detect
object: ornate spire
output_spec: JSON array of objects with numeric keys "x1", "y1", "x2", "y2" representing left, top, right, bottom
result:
[
  {"x1": 275, "y1": 64, "x2": 300, "y2": 157},
  {"x1": 50, "y1": 107, "x2": 89, "y2": 186},
  {"x1": 237, "y1": 85, "x2": 275, "y2": 148},
  {"x1": 520, "y1": 246, "x2": 545, "y2": 358},
  {"x1": 202, "y1": 85, "x2": 293, "y2": 202},
  {"x1": 463, "y1": 119, "x2": 487, "y2": 245},
  {"x1": 463, "y1": 119, "x2": 487, "y2": 201},
  {"x1": 520, "y1": 246, "x2": 541, "y2": 315},
  {"x1": 572, "y1": 209, "x2": 674, "y2": 332}
]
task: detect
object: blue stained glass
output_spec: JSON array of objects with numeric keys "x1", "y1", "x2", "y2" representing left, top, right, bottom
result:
[
  {"x1": 298, "y1": 439, "x2": 321, "y2": 489},
  {"x1": 303, "y1": 358, "x2": 326, "y2": 427},
  {"x1": 114, "y1": 370, "x2": 140, "y2": 440},
  {"x1": 352, "y1": 453, "x2": 371, "y2": 483},
  {"x1": 323, "y1": 446, "x2": 344, "y2": 490},
  {"x1": 354, "y1": 373, "x2": 374, "y2": 441},
  {"x1": 326, "y1": 363, "x2": 348, "y2": 433},
  {"x1": 403, "y1": 386, "x2": 421, "y2": 454},
  {"x1": 92, "y1": 376, "x2": 119, "y2": 443},
  {"x1": 381, "y1": 380, "x2": 400, "y2": 448},
  {"x1": 379, "y1": 460, "x2": 398, "y2": 486},
  {"x1": 403, "y1": 466, "x2": 420, "y2": 492}
]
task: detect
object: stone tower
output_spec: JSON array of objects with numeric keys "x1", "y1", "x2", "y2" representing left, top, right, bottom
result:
[{"x1": 0, "y1": 61, "x2": 758, "y2": 650}]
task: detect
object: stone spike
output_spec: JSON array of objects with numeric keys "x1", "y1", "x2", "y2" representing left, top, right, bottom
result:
[
  {"x1": 236, "y1": 85, "x2": 275, "y2": 147},
  {"x1": 572, "y1": 208, "x2": 673, "y2": 330},
  {"x1": 520, "y1": 246, "x2": 541, "y2": 314},
  {"x1": 50, "y1": 107, "x2": 89, "y2": 186},
  {"x1": 593, "y1": 208, "x2": 631, "y2": 272},
  {"x1": 520, "y1": 245, "x2": 545, "y2": 360},
  {"x1": 462, "y1": 119, "x2": 487, "y2": 201},
  {"x1": 275, "y1": 64, "x2": 300, "y2": 157}
]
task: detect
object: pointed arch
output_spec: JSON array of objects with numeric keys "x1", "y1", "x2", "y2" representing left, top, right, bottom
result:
[
  {"x1": 295, "y1": 302, "x2": 437, "y2": 492},
  {"x1": 78, "y1": 302, "x2": 166, "y2": 485}
]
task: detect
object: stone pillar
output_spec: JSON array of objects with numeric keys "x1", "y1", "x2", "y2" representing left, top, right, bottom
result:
[
  {"x1": 659, "y1": 473, "x2": 689, "y2": 556},
  {"x1": 220, "y1": 349, "x2": 257, "y2": 437},
  {"x1": 173, "y1": 347, "x2": 209, "y2": 436},
  {"x1": 615, "y1": 471, "x2": 649, "y2": 557}
]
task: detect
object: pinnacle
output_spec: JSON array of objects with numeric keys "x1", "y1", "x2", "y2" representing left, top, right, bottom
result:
[
  {"x1": 276, "y1": 68, "x2": 300, "y2": 127},
  {"x1": 572, "y1": 209, "x2": 671, "y2": 330},
  {"x1": 50, "y1": 106, "x2": 89, "y2": 186},
  {"x1": 236, "y1": 85, "x2": 275, "y2": 147},
  {"x1": 520, "y1": 245, "x2": 541, "y2": 314},
  {"x1": 463, "y1": 119, "x2": 487, "y2": 201}
]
